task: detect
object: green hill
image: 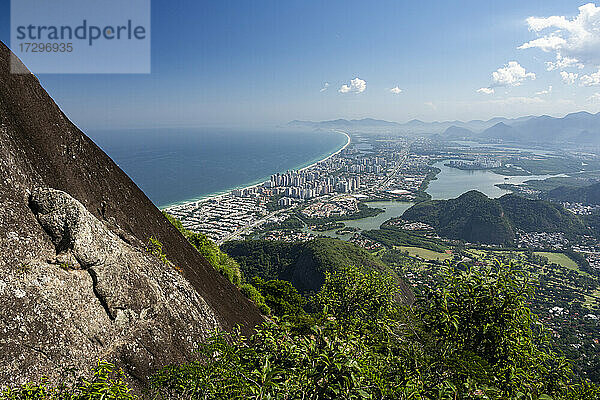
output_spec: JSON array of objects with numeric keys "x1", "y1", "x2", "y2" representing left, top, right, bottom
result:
[
  {"x1": 402, "y1": 191, "x2": 514, "y2": 244},
  {"x1": 545, "y1": 182, "x2": 600, "y2": 205},
  {"x1": 221, "y1": 237, "x2": 414, "y2": 303},
  {"x1": 498, "y1": 194, "x2": 587, "y2": 235},
  {"x1": 401, "y1": 191, "x2": 587, "y2": 245}
]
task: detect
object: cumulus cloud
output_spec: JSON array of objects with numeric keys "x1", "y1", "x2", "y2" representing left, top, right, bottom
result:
[
  {"x1": 424, "y1": 101, "x2": 437, "y2": 110},
  {"x1": 561, "y1": 71, "x2": 578, "y2": 84},
  {"x1": 389, "y1": 86, "x2": 403, "y2": 94},
  {"x1": 491, "y1": 61, "x2": 536, "y2": 87},
  {"x1": 320, "y1": 82, "x2": 330, "y2": 92},
  {"x1": 580, "y1": 69, "x2": 600, "y2": 86},
  {"x1": 545, "y1": 54, "x2": 584, "y2": 71},
  {"x1": 477, "y1": 87, "x2": 495, "y2": 94},
  {"x1": 339, "y1": 77, "x2": 366, "y2": 94},
  {"x1": 519, "y1": 36, "x2": 567, "y2": 52},
  {"x1": 535, "y1": 85, "x2": 553, "y2": 95},
  {"x1": 519, "y1": 3, "x2": 600, "y2": 66},
  {"x1": 588, "y1": 92, "x2": 600, "y2": 102}
]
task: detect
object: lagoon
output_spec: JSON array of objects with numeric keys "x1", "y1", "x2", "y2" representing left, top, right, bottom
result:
[
  {"x1": 427, "y1": 161, "x2": 566, "y2": 200},
  {"x1": 317, "y1": 160, "x2": 567, "y2": 238}
]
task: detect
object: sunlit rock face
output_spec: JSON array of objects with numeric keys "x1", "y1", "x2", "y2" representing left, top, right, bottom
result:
[{"x1": 0, "y1": 41, "x2": 264, "y2": 389}]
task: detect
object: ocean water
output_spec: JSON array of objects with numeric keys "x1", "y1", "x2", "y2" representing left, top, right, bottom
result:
[{"x1": 88, "y1": 128, "x2": 347, "y2": 208}]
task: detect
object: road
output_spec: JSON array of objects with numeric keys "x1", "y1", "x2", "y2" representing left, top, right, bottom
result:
[
  {"x1": 373, "y1": 149, "x2": 410, "y2": 191},
  {"x1": 216, "y1": 206, "x2": 292, "y2": 245}
]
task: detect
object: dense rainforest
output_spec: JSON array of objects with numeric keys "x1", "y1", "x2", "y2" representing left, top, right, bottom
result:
[{"x1": 400, "y1": 191, "x2": 588, "y2": 245}]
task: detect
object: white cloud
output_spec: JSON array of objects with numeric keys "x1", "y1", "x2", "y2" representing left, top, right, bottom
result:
[
  {"x1": 389, "y1": 86, "x2": 403, "y2": 94},
  {"x1": 477, "y1": 87, "x2": 495, "y2": 94},
  {"x1": 320, "y1": 82, "x2": 330, "y2": 92},
  {"x1": 535, "y1": 85, "x2": 553, "y2": 95},
  {"x1": 339, "y1": 77, "x2": 366, "y2": 94},
  {"x1": 580, "y1": 69, "x2": 600, "y2": 86},
  {"x1": 588, "y1": 92, "x2": 600, "y2": 102},
  {"x1": 545, "y1": 54, "x2": 584, "y2": 71},
  {"x1": 519, "y1": 36, "x2": 567, "y2": 52},
  {"x1": 561, "y1": 71, "x2": 578, "y2": 84},
  {"x1": 519, "y1": 3, "x2": 600, "y2": 66},
  {"x1": 491, "y1": 61, "x2": 536, "y2": 87},
  {"x1": 489, "y1": 96, "x2": 545, "y2": 105},
  {"x1": 424, "y1": 101, "x2": 437, "y2": 110}
]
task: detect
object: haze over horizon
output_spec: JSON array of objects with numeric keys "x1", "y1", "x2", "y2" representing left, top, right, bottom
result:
[{"x1": 3, "y1": 1, "x2": 600, "y2": 130}]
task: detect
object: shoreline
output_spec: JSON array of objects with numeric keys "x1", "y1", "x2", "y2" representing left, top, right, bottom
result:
[{"x1": 162, "y1": 130, "x2": 351, "y2": 210}]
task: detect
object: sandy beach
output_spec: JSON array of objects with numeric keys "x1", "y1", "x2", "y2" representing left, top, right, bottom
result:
[{"x1": 163, "y1": 130, "x2": 351, "y2": 210}]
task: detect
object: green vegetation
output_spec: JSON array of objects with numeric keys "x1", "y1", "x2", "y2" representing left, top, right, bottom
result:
[
  {"x1": 412, "y1": 166, "x2": 439, "y2": 203},
  {"x1": 300, "y1": 202, "x2": 384, "y2": 225},
  {"x1": 59, "y1": 262, "x2": 75, "y2": 271},
  {"x1": 534, "y1": 252, "x2": 580, "y2": 271},
  {"x1": 148, "y1": 263, "x2": 598, "y2": 399},
  {"x1": 164, "y1": 212, "x2": 242, "y2": 284},
  {"x1": 400, "y1": 191, "x2": 587, "y2": 245},
  {"x1": 499, "y1": 194, "x2": 588, "y2": 237},
  {"x1": 251, "y1": 277, "x2": 306, "y2": 318},
  {"x1": 397, "y1": 246, "x2": 452, "y2": 261},
  {"x1": 1, "y1": 361, "x2": 136, "y2": 400},
  {"x1": 185, "y1": 231, "x2": 243, "y2": 285},
  {"x1": 240, "y1": 283, "x2": 271, "y2": 315},
  {"x1": 256, "y1": 215, "x2": 304, "y2": 233},
  {"x1": 544, "y1": 182, "x2": 600, "y2": 204},
  {"x1": 388, "y1": 247, "x2": 600, "y2": 383},
  {"x1": 146, "y1": 236, "x2": 183, "y2": 273},
  {"x1": 583, "y1": 213, "x2": 600, "y2": 238},
  {"x1": 362, "y1": 227, "x2": 447, "y2": 252},
  {"x1": 402, "y1": 190, "x2": 514, "y2": 244},
  {"x1": 499, "y1": 172, "x2": 600, "y2": 198},
  {"x1": 221, "y1": 237, "x2": 394, "y2": 295},
  {"x1": 265, "y1": 194, "x2": 286, "y2": 211},
  {"x1": 163, "y1": 212, "x2": 270, "y2": 314},
  {"x1": 493, "y1": 155, "x2": 586, "y2": 176},
  {"x1": 5, "y1": 257, "x2": 600, "y2": 398},
  {"x1": 146, "y1": 236, "x2": 171, "y2": 266}
]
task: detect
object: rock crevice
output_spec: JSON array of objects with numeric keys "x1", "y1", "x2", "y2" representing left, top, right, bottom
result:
[{"x1": 0, "y1": 40, "x2": 264, "y2": 390}]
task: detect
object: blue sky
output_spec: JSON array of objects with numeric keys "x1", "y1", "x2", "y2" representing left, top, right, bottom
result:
[{"x1": 2, "y1": 0, "x2": 600, "y2": 129}]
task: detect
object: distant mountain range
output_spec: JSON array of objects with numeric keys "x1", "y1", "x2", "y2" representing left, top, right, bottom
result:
[
  {"x1": 289, "y1": 111, "x2": 600, "y2": 144},
  {"x1": 465, "y1": 111, "x2": 600, "y2": 145},
  {"x1": 287, "y1": 116, "x2": 536, "y2": 134},
  {"x1": 287, "y1": 118, "x2": 402, "y2": 130}
]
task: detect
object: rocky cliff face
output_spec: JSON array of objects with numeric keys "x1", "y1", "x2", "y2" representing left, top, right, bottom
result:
[{"x1": 0, "y1": 42, "x2": 264, "y2": 388}]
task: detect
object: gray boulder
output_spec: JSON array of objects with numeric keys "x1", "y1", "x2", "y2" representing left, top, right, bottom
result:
[{"x1": 2, "y1": 187, "x2": 221, "y2": 387}]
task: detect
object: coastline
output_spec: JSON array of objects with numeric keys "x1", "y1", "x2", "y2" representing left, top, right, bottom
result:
[{"x1": 162, "y1": 130, "x2": 351, "y2": 210}]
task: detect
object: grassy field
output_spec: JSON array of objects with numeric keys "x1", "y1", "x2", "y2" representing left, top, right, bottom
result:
[
  {"x1": 584, "y1": 289, "x2": 600, "y2": 308},
  {"x1": 397, "y1": 246, "x2": 452, "y2": 261},
  {"x1": 534, "y1": 252, "x2": 578, "y2": 269}
]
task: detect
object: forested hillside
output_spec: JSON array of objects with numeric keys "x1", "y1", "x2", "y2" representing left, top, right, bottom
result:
[
  {"x1": 221, "y1": 238, "x2": 414, "y2": 303},
  {"x1": 545, "y1": 182, "x2": 600, "y2": 204},
  {"x1": 401, "y1": 191, "x2": 587, "y2": 244}
]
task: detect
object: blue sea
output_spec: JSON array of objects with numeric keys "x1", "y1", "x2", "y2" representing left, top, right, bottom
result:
[{"x1": 88, "y1": 128, "x2": 347, "y2": 208}]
